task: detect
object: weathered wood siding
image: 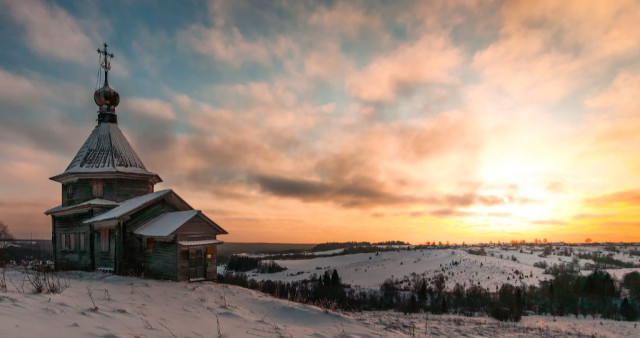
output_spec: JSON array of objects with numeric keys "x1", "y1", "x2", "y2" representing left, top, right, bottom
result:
[
  {"x1": 175, "y1": 217, "x2": 218, "y2": 242},
  {"x1": 176, "y1": 245, "x2": 218, "y2": 281},
  {"x1": 207, "y1": 245, "x2": 217, "y2": 280},
  {"x1": 93, "y1": 228, "x2": 116, "y2": 269},
  {"x1": 53, "y1": 212, "x2": 93, "y2": 270},
  {"x1": 175, "y1": 217, "x2": 219, "y2": 281},
  {"x1": 110, "y1": 178, "x2": 152, "y2": 202},
  {"x1": 62, "y1": 178, "x2": 153, "y2": 207},
  {"x1": 143, "y1": 240, "x2": 177, "y2": 280},
  {"x1": 62, "y1": 180, "x2": 93, "y2": 206},
  {"x1": 120, "y1": 200, "x2": 179, "y2": 276},
  {"x1": 177, "y1": 249, "x2": 189, "y2": 282}
]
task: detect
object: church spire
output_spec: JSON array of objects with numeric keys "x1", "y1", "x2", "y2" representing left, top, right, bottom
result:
[{"x1": 94, "y1": 43, "x2": 120, "y2": 122}]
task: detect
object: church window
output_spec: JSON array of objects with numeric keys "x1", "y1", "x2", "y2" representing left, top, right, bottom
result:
[
  {"x1": 148, "y1": 183, "x2": 153, "y2": 193},
  {"x1": 60, "y1": 234, "x2": 67, "y2": 251},
  {"x1": 145, "y1": 238, "x2": 154, "y2": 253},
  {"x1": 79, "y1": 233, "x2": 85, "y2": 251},
  {"x1": 92, "y1": 180, "x2": 104, "y2": 198},
  {"x1": 100, "y1": 228, "x2": 110, "y2": 252},
  {"x1": 69, "y1": 234, "x2": 75, "y2": 250},
  {"x1": 66, "y1": 185, "x2": 73, "y2": 198}
]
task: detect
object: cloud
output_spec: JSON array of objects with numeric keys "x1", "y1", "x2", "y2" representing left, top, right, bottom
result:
[
  {"x1": 182, "y1": 24, "x2": 271, "y2": 67},
  {"x1": 585, "y1": 189, "x2": 640, "y2": 206},
  {"x1": 531, "y1": 219, "x2": 569, "y2": 226},
  {"x1": 308, "y1": 1, "x2": 380, "y2": 38},
  {"x1": 346, "y1": 35, "x2": 462, "y2": 102},
  {"x1": 304, "y1": 42, "x2": 353, "y2": 81},
  {"x1": 4, "y1": 0, "x2": 94, "y2": 64},
  {"x1": 546, "y1": 181, "x2": 565, "y2": 194},
  {"x1": 0, "y1": 68, "x2": 91, "y2": 155},
  {"x1": 120, "y1": 97, "x2": 176, "y2": 121},
  {"x1": 472, "y1": 0, "x2": 640, "y2": 105}
]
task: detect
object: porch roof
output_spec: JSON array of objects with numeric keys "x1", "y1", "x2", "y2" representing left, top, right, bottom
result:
[
  {"x1": 133, "y1": 210, "x2": 198, "y2": 237},
  {"x1": 45, "y1": 198, "x2": 119, "y2": 215}
]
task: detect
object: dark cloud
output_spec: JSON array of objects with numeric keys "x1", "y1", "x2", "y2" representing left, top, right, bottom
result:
[
  {"x1": 251, "y1": 172, "x2": 527, "y2": 211},
  {"x1": 251, "y1": 173, "x2": 418, "y2": 208}
]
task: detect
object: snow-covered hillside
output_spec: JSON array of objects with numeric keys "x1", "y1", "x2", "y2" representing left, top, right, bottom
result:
[
  {"x1": 0, "y1": 269, "x2": 381, "y2": 337},
  {"x1": 0, "y1": 269, "x2": 637, "y2": 337},
  {"x1": 244, "y1": 245, "x2": 640, "y2": 292}
]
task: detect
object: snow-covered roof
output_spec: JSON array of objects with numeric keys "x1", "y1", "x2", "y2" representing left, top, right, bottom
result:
[
  {"x1": 45, "y1": 198, "x2": 119, "y2": 215},
  {"x1": 134, "y1": 210, "x2": 199, "y2": 237},
  {"x1": 84, "y1": 189, "x2": 172, "y2": 224},
  {"x1": 178, "y1": 239, "x2": 223, "y2": 246},
  {"x1": 51, "y1": 122, "x2": 161, "y2": 182}
]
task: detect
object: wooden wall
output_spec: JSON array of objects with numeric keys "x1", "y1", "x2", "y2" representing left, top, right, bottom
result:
[
  {"x1": 62, "y1": 177, "x2": 153, "y2": 207},
  {"x1": 93, "y1": 228, "x2": 116, "y2": 269},
  {"x1": 175, "y1": 217, "x2": 219, "y2": 281},
  {"x1": 143, "y1": 240, "x2": 177, "y2": 280},
  {"x1": 53, "y1": 212, "x2": 93, "y2": 270},
  {"x1": 111, "y1": 178, "x2": 152, "y2": 202},
  {"x1": 120, "y1": 200, "x2": 178, "y2": 276},
  {"x1": 62, "y1": 180, "x2": 93, "y2": 206},
  {"x1": 175, "y1": 216, "x2": 219, "y2": 242}
]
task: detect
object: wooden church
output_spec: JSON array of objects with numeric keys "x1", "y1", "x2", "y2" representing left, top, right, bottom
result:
[{"x1": 45, "y1": 44, "x2": 227, "y2": 281}]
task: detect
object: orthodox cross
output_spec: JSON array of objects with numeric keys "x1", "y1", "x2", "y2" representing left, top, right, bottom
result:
[
  {"x1": 97, "y1": 43, "x2": 114, "y2": 85},
  {"x1": 97, "y1": 43, "x2": 114, "y2": 71}
]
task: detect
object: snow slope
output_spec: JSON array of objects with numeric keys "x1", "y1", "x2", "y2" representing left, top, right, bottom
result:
[
  {"x1": 248, "y1": 246, "x2": 640, "y2": 292},
  {"x1": 249, "y1": 249, "x2": 550, "y2": 291},
  {"x1": 1, "y1": 269, "x2": 638, "y2": 337},
  {"x1": 0, "y1": 269, "x2": 381, "y2": 338}
]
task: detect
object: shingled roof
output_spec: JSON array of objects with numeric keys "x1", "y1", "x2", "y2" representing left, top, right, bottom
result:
[{"x1": 50, "y1": 122, "x2": 161, "y2": 183}]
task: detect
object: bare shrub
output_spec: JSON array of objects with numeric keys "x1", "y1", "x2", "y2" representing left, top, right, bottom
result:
[
  {"x1": 23, "y1": 268, "x2": 70, "y2": 294},
  {"x1": 87, "y1": 287, "x2": 98, "y2": 311},
  {"x1": 0, "y1": 267, "x2": 6, "y2": 292}
]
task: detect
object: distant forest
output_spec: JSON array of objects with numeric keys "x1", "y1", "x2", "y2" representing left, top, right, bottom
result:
[{"x1": 220, "y1": 250, "x2": 640, "y2": 323}]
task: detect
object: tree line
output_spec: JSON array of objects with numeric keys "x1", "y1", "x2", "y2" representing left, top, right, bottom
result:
[{"x1": 219, "y1": 267, "x2": 640, "y2": 322}]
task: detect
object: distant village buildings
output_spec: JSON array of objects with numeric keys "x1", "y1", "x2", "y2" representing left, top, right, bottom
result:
[{"x1": 45, "y1": 44, "x2": 227, "y2": 281}]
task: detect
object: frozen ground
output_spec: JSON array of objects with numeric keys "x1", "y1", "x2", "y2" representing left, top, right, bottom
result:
[{"x1": 1, "y1": 269, "x2": 638, "y2": 337}]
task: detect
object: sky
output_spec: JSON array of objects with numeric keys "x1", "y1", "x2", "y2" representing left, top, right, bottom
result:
[{"x1": 1, "y1": 0, "x2": 639, "y2": 244}]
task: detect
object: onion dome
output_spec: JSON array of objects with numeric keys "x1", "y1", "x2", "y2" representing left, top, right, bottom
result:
[{"x1": 94, "y1": 83, "x2": 120, "y2": 109}]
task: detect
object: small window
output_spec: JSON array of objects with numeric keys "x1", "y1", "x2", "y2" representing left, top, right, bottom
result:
[
  {"x1": 148, "y1": 183, "x2": 154, "y2": 194},
  {"x1": 145, "y1": 238, "x2": 154, "y2": 253},
  {"x1": 60, "y1": 234, "x2": 67, "y2": 251},
  {"x1": 100, "y1": 228, "x2": 110, "y2": 252},
  {"x1": 92, "y1": 180, "x2": 104, "y2": 198},
  {"x1": 79, "y1": 233, "x2": 85, "y2": 251},
  {"x1": 66, "y1": 185, "x2": 73, "y2": 197},
  {"x1": 69, "y1": 234, "x2": 75, "y2": 250}
]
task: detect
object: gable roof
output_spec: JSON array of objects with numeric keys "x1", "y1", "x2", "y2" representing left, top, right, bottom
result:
[
  {"x1": 50, "y1": 122, "x2": 161, "y2": 183},
  {"x1": 84, "y1": 189, "x2": 174, "y2": 224},
  {"x1": 45, "y1": 198, "x2": 119, "y2": 215},
  {"x1": 134, "y1": 210, "x2": 228, "y2": 237},
  {"x1": 133, "y1": 210, "x2": 199, "y2": 237},
  {"x1": 83, "y1": 189, "x2": 228, "y2": 235}
]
